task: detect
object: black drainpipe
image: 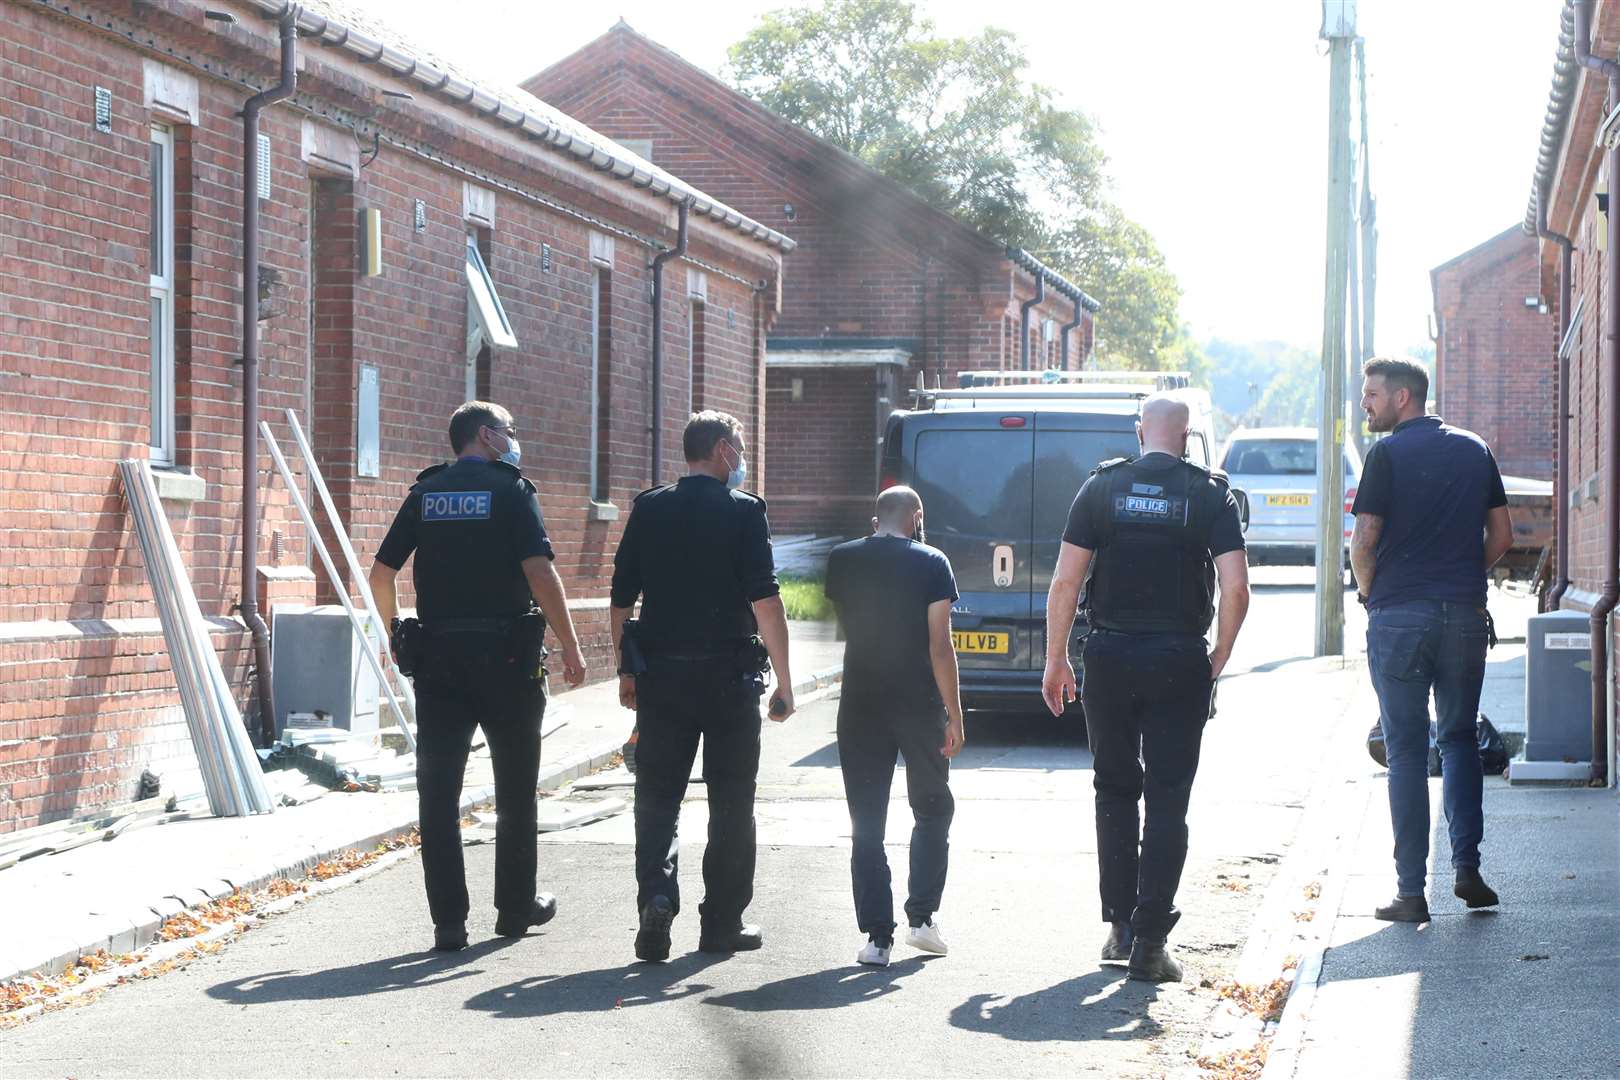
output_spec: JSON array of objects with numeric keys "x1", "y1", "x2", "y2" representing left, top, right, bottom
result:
[
  {"x1": 649, "y1": 200, "x2": 689, "y2": 484},
  {"x1": 1575, "y1": 0, "x2": 1615, "y2": 786},
  {"x1": 240, "y1": 8, "x2": 299, "y2": 743},
  {"x1": 1538, "y1": 185, "x2": 1575, "y2": 611},
  {"x1": 1058, "y1": 296, "x2": 1084, "y2": 371},
  {"x1": 1019, "y1": 271, "x2": 1045, "y2": 371}
]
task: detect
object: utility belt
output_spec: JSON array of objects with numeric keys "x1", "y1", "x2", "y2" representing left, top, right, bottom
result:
[
  {"x1": 390, "y1": 609, "x2": 547, "y2": 679},
  {"x1": 618, "y1": 619, "x2": 769, "y2": 690}
]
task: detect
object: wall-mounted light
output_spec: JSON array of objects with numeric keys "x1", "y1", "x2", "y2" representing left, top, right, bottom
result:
[{"x1": 1524, "y1": 296, "x2": 1542, "y2": 309}]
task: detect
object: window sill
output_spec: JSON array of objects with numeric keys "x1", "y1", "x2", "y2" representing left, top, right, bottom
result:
[
  {"x1": 588, "y1": 500, "x2": 620, "y2": 522},
  {"x1": 151, "y1": 467, "x2": 206, "y2": 504}
]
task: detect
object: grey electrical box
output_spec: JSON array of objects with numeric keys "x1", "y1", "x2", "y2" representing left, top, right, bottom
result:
[
  {"x1": 271, "y1": 606, "x2": 380, "y2": 738},
  {"x1": 1525, "y1": 610, "x2": 1593, "y2": 763}
]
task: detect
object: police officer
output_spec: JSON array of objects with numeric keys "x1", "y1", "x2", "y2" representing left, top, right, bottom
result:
[
  {"x1": 368, "y1": 401, "x2": 587, "y2": 952},
  {"x1": 609, "y1": 410, "x2": 795, "y2": 962},
  {"x1": 1041, "y1": 393, "x2": 1250, "y2": 983}
]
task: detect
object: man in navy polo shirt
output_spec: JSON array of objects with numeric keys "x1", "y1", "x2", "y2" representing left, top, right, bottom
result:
[{"x1": 1350, "y1": 357, "x2": 1513, "y2": 923}]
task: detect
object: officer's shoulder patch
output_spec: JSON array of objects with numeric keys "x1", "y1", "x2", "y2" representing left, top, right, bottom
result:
[
  {"x1": 410, "y1": 462, "x2": 449, "y2": 489},
  {"x1": 1091, "y1": 456, "x2": 1133, "y2": 477}
]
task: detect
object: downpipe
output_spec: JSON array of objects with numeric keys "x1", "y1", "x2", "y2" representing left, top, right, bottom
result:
[
  {"x1": 1058, "y1": 298, "x2": 1083, "y2": 372},
  {"x1": 1018, "y1": 271, "x2": 1045, "y2": 371},
  {"x1": 648, "y1": 200, "x2": 689, "y2": 484},
  {"x1": 240, "y1": 7, "x2": 300, "y2": 743},
  {"x1": 1574, "y1": 0, "x2": 1616, "y2": 785},
  {"x1": 1538, "y1": 186, "x2": 1574, "y2": 610}
]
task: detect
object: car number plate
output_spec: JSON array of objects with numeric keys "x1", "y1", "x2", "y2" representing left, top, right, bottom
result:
[
  {"x1": 953, "y1": 631, "x2": 1009, "y2": 655},
  {"x1": 1267, "y1": 494, "x2": 1311, "y2": 507}
]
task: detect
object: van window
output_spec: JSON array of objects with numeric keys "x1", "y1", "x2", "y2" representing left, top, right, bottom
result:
[
  {"x1": 1033, "y1": 430, "x2": 1139, "y2": 574},
  {"x1": 1225, "y1": 439, "x2": 1316, "y2": 475},
  {"x1": 913, "y1": 430, "x2": 1032, "y2": 540}
]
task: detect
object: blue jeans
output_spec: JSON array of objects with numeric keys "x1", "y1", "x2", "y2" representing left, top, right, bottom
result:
[{"x1": 1366, "y1": 599, "x2": 1488, "y2": 895}]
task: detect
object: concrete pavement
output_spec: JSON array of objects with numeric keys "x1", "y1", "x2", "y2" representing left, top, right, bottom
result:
[
  {"x1": 1259, "y1": 586, "x2": 1619, "y2": 1079},
  {"x1": 0, "y1": 624, "x2": 843, "y2": 987}
]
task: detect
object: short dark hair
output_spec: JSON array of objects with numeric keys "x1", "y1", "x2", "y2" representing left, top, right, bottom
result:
[
  {"x1": 683, "y1": 410, "x2": 744, "y2": 462},
  {"x1": 1363, "y1": 356, "x2": 1429, "y2": 407},
  {"x1": 448, "y1": 400, "x2": 513, "y2": 453}
]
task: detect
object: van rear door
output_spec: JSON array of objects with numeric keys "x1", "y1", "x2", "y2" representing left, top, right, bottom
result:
[
  {"x1": 1030, "y1": 418, "x2": 1141, "y2": 664},
  {"x1": 908, "y1": 415, "x2": 1035, "y2": 674}
]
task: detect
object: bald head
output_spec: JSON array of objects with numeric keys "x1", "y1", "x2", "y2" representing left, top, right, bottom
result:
[
  {"x1": 1138, "y1": 393, "x2": 1191, "y2": 456},
  {"x1": 874, "y1": 485, "x2": 924, "y2": 537}
]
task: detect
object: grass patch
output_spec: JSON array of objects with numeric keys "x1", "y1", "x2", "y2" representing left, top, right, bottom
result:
[{"x1": 780, "y1": 573, "x2": 834, "y2": 621}]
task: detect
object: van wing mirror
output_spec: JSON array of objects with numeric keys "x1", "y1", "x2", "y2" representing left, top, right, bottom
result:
[{"x1": 1231, "y1": 487, "x2": 1252, "y2": 534}]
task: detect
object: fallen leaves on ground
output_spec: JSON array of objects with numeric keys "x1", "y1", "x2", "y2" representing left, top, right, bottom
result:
[
  {"x1": 1302, "y1": 881, "x2": 1322, "y2": 900},
  {"x1": 1213, "y1": 977, "x2": 1292, "y2": 1024},
  {"x1": 1, "y1": 829, "x2": 423, "y2": 1021},
  {"x1": 1197, "y1": 1043, "x2": 1269, "y2": 1080},
  {"x1": 1292, "y1": 910, "x2": 1315, "y2": 923}
]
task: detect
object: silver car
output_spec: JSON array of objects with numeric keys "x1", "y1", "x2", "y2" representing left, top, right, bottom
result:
[{"x1": 1220, "y1": 427, "x2": 1360, "y2": 566}]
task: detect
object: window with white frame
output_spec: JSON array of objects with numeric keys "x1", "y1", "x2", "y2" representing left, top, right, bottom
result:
[
  {"x1": 591, "y1": 266, "x2": 612, "y2": 503},
  {"x1": 464, "y1": 233, "x2": 516, "y2": 399},
  {"x1": 148, "y1": 124, "x2": 176, "y2": 465}
]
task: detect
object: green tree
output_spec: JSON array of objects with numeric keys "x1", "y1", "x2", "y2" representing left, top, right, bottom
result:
[{"x1": 727, "y1": 0, "x2": 1180, "y2": 368}]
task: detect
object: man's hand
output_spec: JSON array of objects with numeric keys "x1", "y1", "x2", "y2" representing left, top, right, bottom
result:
[
  {"x1": 1042, "y1": 656, "x2": 1077, "y2": 718},
  {"x1": 618, "y1": 674, "x2": 637, "y2": 711},
  {"x1": 942, "y1": 713, "x2": 965, "y2": 758},
  {"x1": 767, "y1": 683, "x2": 795, "y2": 723},
  {"x1": 1208, "y1": 644, "x2": 1231, "y2": 681},
  {"x1": 561, "y1": 643, "x2": 587, "y2": 688}
]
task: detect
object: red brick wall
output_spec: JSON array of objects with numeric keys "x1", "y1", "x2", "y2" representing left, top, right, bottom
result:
[
  {"x1": 526, "y1": 28, "x2": 1094, "y2": 537},
  {"x1": 1432, "y1": 228, "x2": 1557, "y2": 479},
  {"x1": 764, "y1": 367, "x2": 882, "y2": 537},
  {"x1": 0, "y1": 2, "x2": 777, "y2": 832}
]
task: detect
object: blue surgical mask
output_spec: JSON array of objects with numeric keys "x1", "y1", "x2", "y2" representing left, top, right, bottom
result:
[
  {"x1": 500, "y1": 439, "x2": 522, "y2": 468},
  {"x1": 724, "y1": 443, "x2": 748, "y2": 490}
]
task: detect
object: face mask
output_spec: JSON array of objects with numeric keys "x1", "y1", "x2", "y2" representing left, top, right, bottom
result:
[
  {"x1": 486, "y1": 426, "x2": 521, "y2": 468},
  {"x1": 723, "y1": 443, "x2": 748, "y2": 490}
]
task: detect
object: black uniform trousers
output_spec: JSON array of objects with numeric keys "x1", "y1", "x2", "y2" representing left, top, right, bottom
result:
[
  {"x1": 1080, "y1": 628, "x2": 1213, "y2": 941},
  {"x1": 413, "y1": 630, "x2": 546, "y2": 927},
  {"x1": 837, "y1": 693, "x2": 953, "y2": 940},
  {"x1": 633, "y1": 656, "x2": 763, "y2": 932}
]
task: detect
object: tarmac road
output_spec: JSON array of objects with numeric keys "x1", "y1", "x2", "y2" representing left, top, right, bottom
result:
[{"x1": 0, "y1": 576, "x2": 1362, "y2": 1078}]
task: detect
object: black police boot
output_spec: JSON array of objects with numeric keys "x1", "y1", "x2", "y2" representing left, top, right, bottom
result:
[
  {"x1": 698, "y1": 921, "x2": 764, "y2": 954},
  {"x1": 1100, "y1": 922, "x2": 1134, "y2": 966},
  {"x1": 1126, "y1": 937, "x2": 1183, "y2": 983},
  {"x1": 635, "y1": 896, "x2": 675, "y2": 963},
  {"x1": 433, "y1": 922, "x2": 468, "y2": 952},
  {"x1": 495, "y1": 894, "x2": 558, "y2": 937},
  {"x1": 1373, "y1": 894, "x2": 1430, "y2": 923},
  {"x1": 1453, "y1": 868, "x2": 1500, "y2": 909}
]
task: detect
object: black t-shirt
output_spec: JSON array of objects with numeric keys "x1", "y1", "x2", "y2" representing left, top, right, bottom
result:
[
  {"x1": 1062, "y1": 453, "x2": 1246, "y2": 556},
  {"x1": 610, "y1": 475, "x2": 780, "y2": 649},
  {"x1": 374, "y1": 457, "x2": 553, "y2": 619},
  {"x1": 825, "y1": 535, "x2": 959, "y2": 704},
  {"x1": 1350, "y1": 415, "x2": 1507, "y2": 607}
]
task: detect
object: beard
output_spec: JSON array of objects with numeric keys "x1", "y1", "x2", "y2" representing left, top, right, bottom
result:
[{"x1": 1365, "y1": 407, "x2": 1395, "y2": 433}]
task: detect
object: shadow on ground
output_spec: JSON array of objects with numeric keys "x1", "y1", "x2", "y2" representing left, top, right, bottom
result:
[
  {"x1": 460, "y1": 952, "x2": 728, "y2": 1019},
  {"x1": 207, "y1": 937, "x2": 522, "y2": 1004},
  {"x1": 948, "y1": 969, "x2": 1164, "y2": 1042}
]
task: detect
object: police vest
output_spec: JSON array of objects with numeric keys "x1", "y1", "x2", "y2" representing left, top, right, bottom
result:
[{"x1": 1084, "y1": 457, "x2": 1222, "y2": 635}]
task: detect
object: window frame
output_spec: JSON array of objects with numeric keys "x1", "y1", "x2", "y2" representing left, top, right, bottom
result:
[
  {"x1": 590, "y1": 265, "x2": 611, "y2": 503},
  {"x1": 465, "y1": 234, "x2": 517, "y2": 351},
  {"x1": 148, "y1": 124, "x2": 176, "y2": 466}
]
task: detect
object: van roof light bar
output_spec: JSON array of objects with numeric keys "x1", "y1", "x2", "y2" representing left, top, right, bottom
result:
[{"x1": 956, "y1": 370, "x2": 1191, "y2": 390}]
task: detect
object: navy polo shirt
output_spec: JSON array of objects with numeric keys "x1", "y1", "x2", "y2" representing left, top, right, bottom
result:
[{"x1": 1351, "y1": 415, "x2": 1507, "y2": 608}]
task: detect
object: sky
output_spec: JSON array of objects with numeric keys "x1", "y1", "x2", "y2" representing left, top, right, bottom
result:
[{"x1": 344, "y1": 0, "x2": 1562, "y2": 355}]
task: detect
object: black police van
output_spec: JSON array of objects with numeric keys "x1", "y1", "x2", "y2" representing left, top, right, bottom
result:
[{"x1": 877, "y1": 371, "x2": 1217, "y2": 716}]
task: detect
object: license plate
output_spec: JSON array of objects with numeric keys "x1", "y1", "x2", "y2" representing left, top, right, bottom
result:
[
  {"x1": 953, "y1": 631, "x2": 1009, "y2": 655},
  {"x1": 1267, "y1": 494, "x2": 1311, "y2": 507}
]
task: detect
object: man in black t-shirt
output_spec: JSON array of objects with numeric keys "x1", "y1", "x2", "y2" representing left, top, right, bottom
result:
[
  {"x1": 1351, "y1": 357, "x2": 1512, "y2": 923},
  {"x1": 369, "y1": 400, "x2": 586, "y2": 953},
  {"x1": 1042, "y1": 394, "x2": 1250, "y2": 984},
  {"x1": 825, "y1": 485, "x2": 963, "y2": 967}
]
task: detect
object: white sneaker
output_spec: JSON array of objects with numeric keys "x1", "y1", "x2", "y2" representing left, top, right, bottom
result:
[
  {"x1": 906, "y1": 919, "x2": 948, "y2": 955},
  {"x1": 856, "y1": 939, "x2": 892, "y2": 967}
]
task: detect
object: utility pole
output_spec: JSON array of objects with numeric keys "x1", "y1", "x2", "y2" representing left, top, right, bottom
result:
[
  {"x1": 1316, "y1": 1, "x2": 1355, "y2": 657},
  {"x1": 1356, "y1": 35, "x2": 1377, "y2": 457}
]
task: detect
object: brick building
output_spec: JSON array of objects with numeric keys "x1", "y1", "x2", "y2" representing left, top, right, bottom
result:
[
  {"x1": 1527, "y1": 0, "x2": 1620, "y2": 786},
  {"x1": 0, "y1": 0, "x2": 791, "y2": 832},
  {"x1": 526, "y1": 23, "x2": 1098, "y2": 537},
  {"x1": 1430, "y1": 226, "x2": 1557, "y2": 479}
]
